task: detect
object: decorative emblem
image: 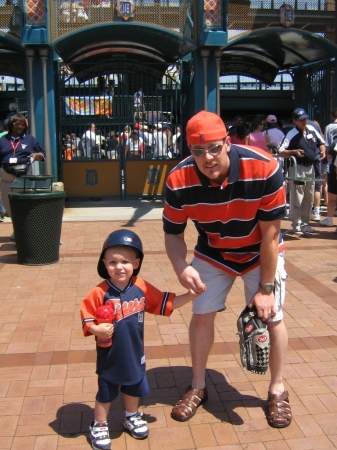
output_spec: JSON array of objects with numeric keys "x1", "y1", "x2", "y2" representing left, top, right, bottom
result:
[
  {"x1": 85, "y1": 169, "x2": 98, "y2": 186},
  {"x1": 200, "y1": 134, "x2": 205, "y2": 142},
  {"x1": 116, "y1": 0, "x2": 135, "y2": 22},
  {"x1": 245, "y1": 324, "x2": 254, "y2": 333},
  {"x1": 147, "y1": 168, "x2": 160, "y2": 185},
  {"x1": 279, "y1": 4, "x2": 295, "y2": 28}
]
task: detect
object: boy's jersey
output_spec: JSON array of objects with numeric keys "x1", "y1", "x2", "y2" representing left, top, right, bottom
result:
[{"x1": 80, "y1": 277, "x2": 175, "y2": 385}]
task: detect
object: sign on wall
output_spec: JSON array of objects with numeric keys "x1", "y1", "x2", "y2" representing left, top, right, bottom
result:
[{"x1": 64, "y1": 96, "x2": 113, "y2": 116}]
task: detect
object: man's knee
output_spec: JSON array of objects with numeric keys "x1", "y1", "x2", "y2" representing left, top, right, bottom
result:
[
  {"x1": 267, "y1": 319, "x2": 287, "y2": 337},
  {"x1": 191, "y1": 312, "x2": 216, "y2": 329}
]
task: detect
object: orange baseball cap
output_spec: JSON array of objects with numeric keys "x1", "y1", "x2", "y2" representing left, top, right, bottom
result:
[{"x1": 186, "y1": 110, "x2": 227, "y2": 146}]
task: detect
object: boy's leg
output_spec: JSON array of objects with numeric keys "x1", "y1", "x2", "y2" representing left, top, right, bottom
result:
[
  {"x1": 89, "y1": 404, "x2": 111, "y2": 450},
  {"x1": 89, "y1": 377, "x2": 118, "y2": 450},
  {"x1": 123, "y1": 393, "x2": 139, "y2": 413},
  {"x1": 94, "y1": 400, "x2": 111, "y2": 423},
  {"x1": 121, "y1": 376, "x2": 150, "y2": 439}
]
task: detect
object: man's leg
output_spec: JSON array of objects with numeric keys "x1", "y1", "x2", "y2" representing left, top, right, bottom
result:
[
  {"x1": 267, "y1": 320, "x2": 288, "y2": 394},
  {"x1": 171, "y1": 257, "x2": 234, "y2": 422},
  {"x1": 301, "y1": 170, "x2": 314, "y2": 225},
  {"x1": 289, "y1": 166, "x2": 304, "y2": 229},
  {"x1": 189, "y1": 311, "x2": 217, "y2": 389}
]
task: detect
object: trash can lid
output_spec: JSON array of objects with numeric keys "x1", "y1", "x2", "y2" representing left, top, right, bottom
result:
[{"x1": 9, "y1": 191, "x2": 66, "y2": 200}]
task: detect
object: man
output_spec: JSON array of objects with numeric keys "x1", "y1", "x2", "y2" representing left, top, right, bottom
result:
[
  {"x1": 133, "y1": 87, "x2": 143, "y2": 107},
  {"x1": 278, "y1": 108, "x2": 325, "y2": 235},
  {"x1": 324, "y1": 107, "x2": 337, "y2": 146},
  {"x1": 133, "y1": 87, "x2": 144, "y2": 121},
  {"x1": 163, "y1": 110, "x2": 292, "y2": 429},
  {"x1": 265, "y1": 114, "x2": 284, "y2": 149},
  {"x1": 153, "y1": 123, "x2": 167, "y2": 159},
  {"x1": 82, "y1": 123, "x2": 97, "y2": 159},
  {"x1": 320, "y1": 107, "x2": 337, "y2": 222},
  {"x1": 70, "y1": 132, "x2": 81, "y2": 157}
]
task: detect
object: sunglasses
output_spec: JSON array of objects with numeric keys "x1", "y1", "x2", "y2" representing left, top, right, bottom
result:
[
  {"x1": 191, "y1": 144, "x2": 223, "y2": 157},
  {"x1": 12, "y1": 122, "x2": 25, "y2": 127}
]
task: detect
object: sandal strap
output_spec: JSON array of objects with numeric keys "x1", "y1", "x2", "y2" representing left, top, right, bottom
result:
[
  {"x1": 171, "y1": 386, "x2": 208, "y2": 421},
  {"x1": 267, "y1": 391, "x2": 292, "y2": 428}
]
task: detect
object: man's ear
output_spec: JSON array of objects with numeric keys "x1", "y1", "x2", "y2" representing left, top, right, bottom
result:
[
  {"x1": 225, "y1": 135, "x2": 231, "y2": 148},
  {"x1": 134, "y1": 258, "x2": 140, "y2": 269}
]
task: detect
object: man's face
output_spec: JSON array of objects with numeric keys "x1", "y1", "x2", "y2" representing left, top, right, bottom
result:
[
  {"x1": 293, "y1": 118, "x2": 307, "y2": 131},
  {"x1": 189, "y1": 136, "x2": 231, "y2": 184}
]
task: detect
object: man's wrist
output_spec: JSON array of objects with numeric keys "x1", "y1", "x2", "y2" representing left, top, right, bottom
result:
[{"x1": 258, "y1": 282, "x2": 275, "y2": 294}]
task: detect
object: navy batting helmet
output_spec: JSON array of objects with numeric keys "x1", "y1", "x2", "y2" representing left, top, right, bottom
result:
[{"x1": 97, "y1": 230, "x2": 144, "y2": 279}]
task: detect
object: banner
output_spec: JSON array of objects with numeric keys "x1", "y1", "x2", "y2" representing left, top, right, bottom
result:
[{"x1": 64, "y1": 96, "x2": 113, "y2": 116}]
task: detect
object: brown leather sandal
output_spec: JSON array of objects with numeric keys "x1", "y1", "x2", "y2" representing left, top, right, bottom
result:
[
  {"x1": 267, "y1": 391, "x2": 292, "y2": 428},
  {"x1": 171, "y1": 386, "x2": 208, "y2": 422}
]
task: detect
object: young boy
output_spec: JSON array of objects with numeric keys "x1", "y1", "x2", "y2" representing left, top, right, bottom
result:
[{"x1": 80, "y1": 230, "x2": 198, "y2": 450}]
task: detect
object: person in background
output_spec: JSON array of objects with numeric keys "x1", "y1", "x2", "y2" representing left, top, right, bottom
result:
[
  {"x1": 322, "y1": 107, "x2": 337, "y2": 212},
  {"x1": 152, "y1": 124, "x2": 167, "y2": 159},
  {"x1": 0, "y1": 114, "x2": 45, "y2": 240},
  {"x1": 125, "y1": 130, "x2": 143, "y2": 159},
  {"x1": 278, "y1": 108, "x2": 325, "y2": 236},
  {"x1": 70, "y1": 132, "x2": 81, "y2": 158},
  {"x1": 228, "y1": 115, "x2": 249, "y2": 145},
  {"x1": 246, "y1": 117, "x2": 270, "y2": 150},
  {"x1": 172, "y1": 126, "x2": 181, "y2": 157},
  {"x1": 319, "y1": 138, "x2": 337, "y2": 229},
  {"x1": 105, "y1": 131, "x2": 118, "y2": 159},
  {"x1": 265, "y1": 115, "x2": 285, "y2": 149},
  {"x1": 82, "y1": 123, "x2": 97, "y2": 159},
  {"x1": 310, "y1": 119, "x2": 326, "y2": 222}
]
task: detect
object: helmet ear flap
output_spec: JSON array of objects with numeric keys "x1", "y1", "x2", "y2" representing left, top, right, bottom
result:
[{"x1": 97, "y1": 230, "x2": 144, "y2": 278}]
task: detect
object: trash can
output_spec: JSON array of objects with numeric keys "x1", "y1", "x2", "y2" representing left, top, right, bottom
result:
[{"x1": 8, "y1": 175, "x2": 66, "y2": 265}]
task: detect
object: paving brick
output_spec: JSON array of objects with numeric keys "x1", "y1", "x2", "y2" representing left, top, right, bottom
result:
[{"x1": 1, "y1": 219, "x2": 337, "y2": 449}]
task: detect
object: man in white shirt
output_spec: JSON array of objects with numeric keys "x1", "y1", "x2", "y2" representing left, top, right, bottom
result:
[
  {"x1": 153, "y1": 124, "x2": 167, "y2": 159},
  {"x1": 82, "y1": 123, "x2": 97, "y2": 159}
]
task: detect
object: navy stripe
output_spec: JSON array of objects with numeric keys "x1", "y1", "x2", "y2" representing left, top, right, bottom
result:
[
  {"x1": 160, "y1": 292, "x2": 169, "y2": 315},
  {"x1": 82, "y1": 317, "x2": 95, "y2": 328}
]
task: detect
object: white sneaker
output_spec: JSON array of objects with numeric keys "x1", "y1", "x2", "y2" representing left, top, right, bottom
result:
[
  {"x1": 89, "y1": 421, "x2": 111, "y2": 450},
  {"x1": 292, "y1": 225, "x2": 303, "y2": 236},
  {"x1": 319, "y1": 217, "x2": 333, "y2": 227},
  {"x1": 302, "y1": 224, "x2": 316, "y2": 233},
  {"x1": 123, "y1": 412, "x2": 149, "y2": 439},
  {"x1": 310, "y1": 212, "x2": 321, "y2": 221}
]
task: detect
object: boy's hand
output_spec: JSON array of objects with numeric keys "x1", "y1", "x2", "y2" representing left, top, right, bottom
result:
[
  {"x1": 90, "y1": 322, "x2": 114, "y2": 339},
  {"x1": 188, "y1": 288, "x2": 200, "y2": 298}
]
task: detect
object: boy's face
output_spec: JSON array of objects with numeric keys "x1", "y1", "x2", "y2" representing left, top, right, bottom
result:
[{"x1": 102, "y1": 246, "x2": 140, "y2": 290}]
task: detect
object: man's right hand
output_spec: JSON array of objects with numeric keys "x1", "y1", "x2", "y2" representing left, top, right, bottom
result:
[
  {"x1": 179, "y1": 265, "x2": 206, "y2": 295},
  {"x1": 293, "y1": 149, "x2": 304, "y2": 158}
]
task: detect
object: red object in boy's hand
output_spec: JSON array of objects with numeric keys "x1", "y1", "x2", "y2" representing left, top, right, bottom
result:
[
  {"x1": 95, "y1": 304, "x2": 115, "y2": 348},
  {"x1": 95, "y1": 304, "x2": 114, "y2": 322}
]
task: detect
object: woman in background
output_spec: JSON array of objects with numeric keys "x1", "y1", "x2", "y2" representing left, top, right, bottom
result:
[
  {"x1": 0, "y1": 114, "x2": 45, "y2": 240},
  {"x1": 246, "y1": 117, "x2": 270, "y2": 150}
]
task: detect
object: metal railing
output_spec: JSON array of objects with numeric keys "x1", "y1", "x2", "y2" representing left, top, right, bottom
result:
[{"x1": 51, "y1": 0, "x2": 194, "y2": 40}]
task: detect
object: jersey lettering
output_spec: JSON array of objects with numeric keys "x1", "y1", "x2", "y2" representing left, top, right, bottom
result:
[{"x1": 109, "y1": 297, "x2": 145, "y2": 321}]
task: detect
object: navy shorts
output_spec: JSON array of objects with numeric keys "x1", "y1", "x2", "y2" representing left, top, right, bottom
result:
[
  {"x1": 327, "y1": 167, "x2": 337, "y2": 195},
  {"x1": 96, "y1": 373, "x2": 150, "y2": 403}
]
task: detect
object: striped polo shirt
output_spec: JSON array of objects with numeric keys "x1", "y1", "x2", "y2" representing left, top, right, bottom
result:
[{"x1": 163, "y1": 144, "x2": 286, "y2": 275}]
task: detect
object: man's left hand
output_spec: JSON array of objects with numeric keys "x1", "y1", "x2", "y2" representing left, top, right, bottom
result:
[{"x1": 248, "y1": 292, "x2": 276, "y2": 322}]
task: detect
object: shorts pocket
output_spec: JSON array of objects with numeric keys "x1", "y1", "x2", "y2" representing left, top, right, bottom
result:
[{"x1": 274, "y1": 268, "x2": 287, "y2": 310}]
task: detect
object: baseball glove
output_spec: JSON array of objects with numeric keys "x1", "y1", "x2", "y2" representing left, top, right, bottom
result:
[{"x1": 237, "y1": 305, "x2": 270, "y2": 375}]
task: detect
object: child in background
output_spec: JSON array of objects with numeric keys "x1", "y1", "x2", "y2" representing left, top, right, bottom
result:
[{"x1": 80, "y1": 230, "x2": 199, "y2": 450}]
